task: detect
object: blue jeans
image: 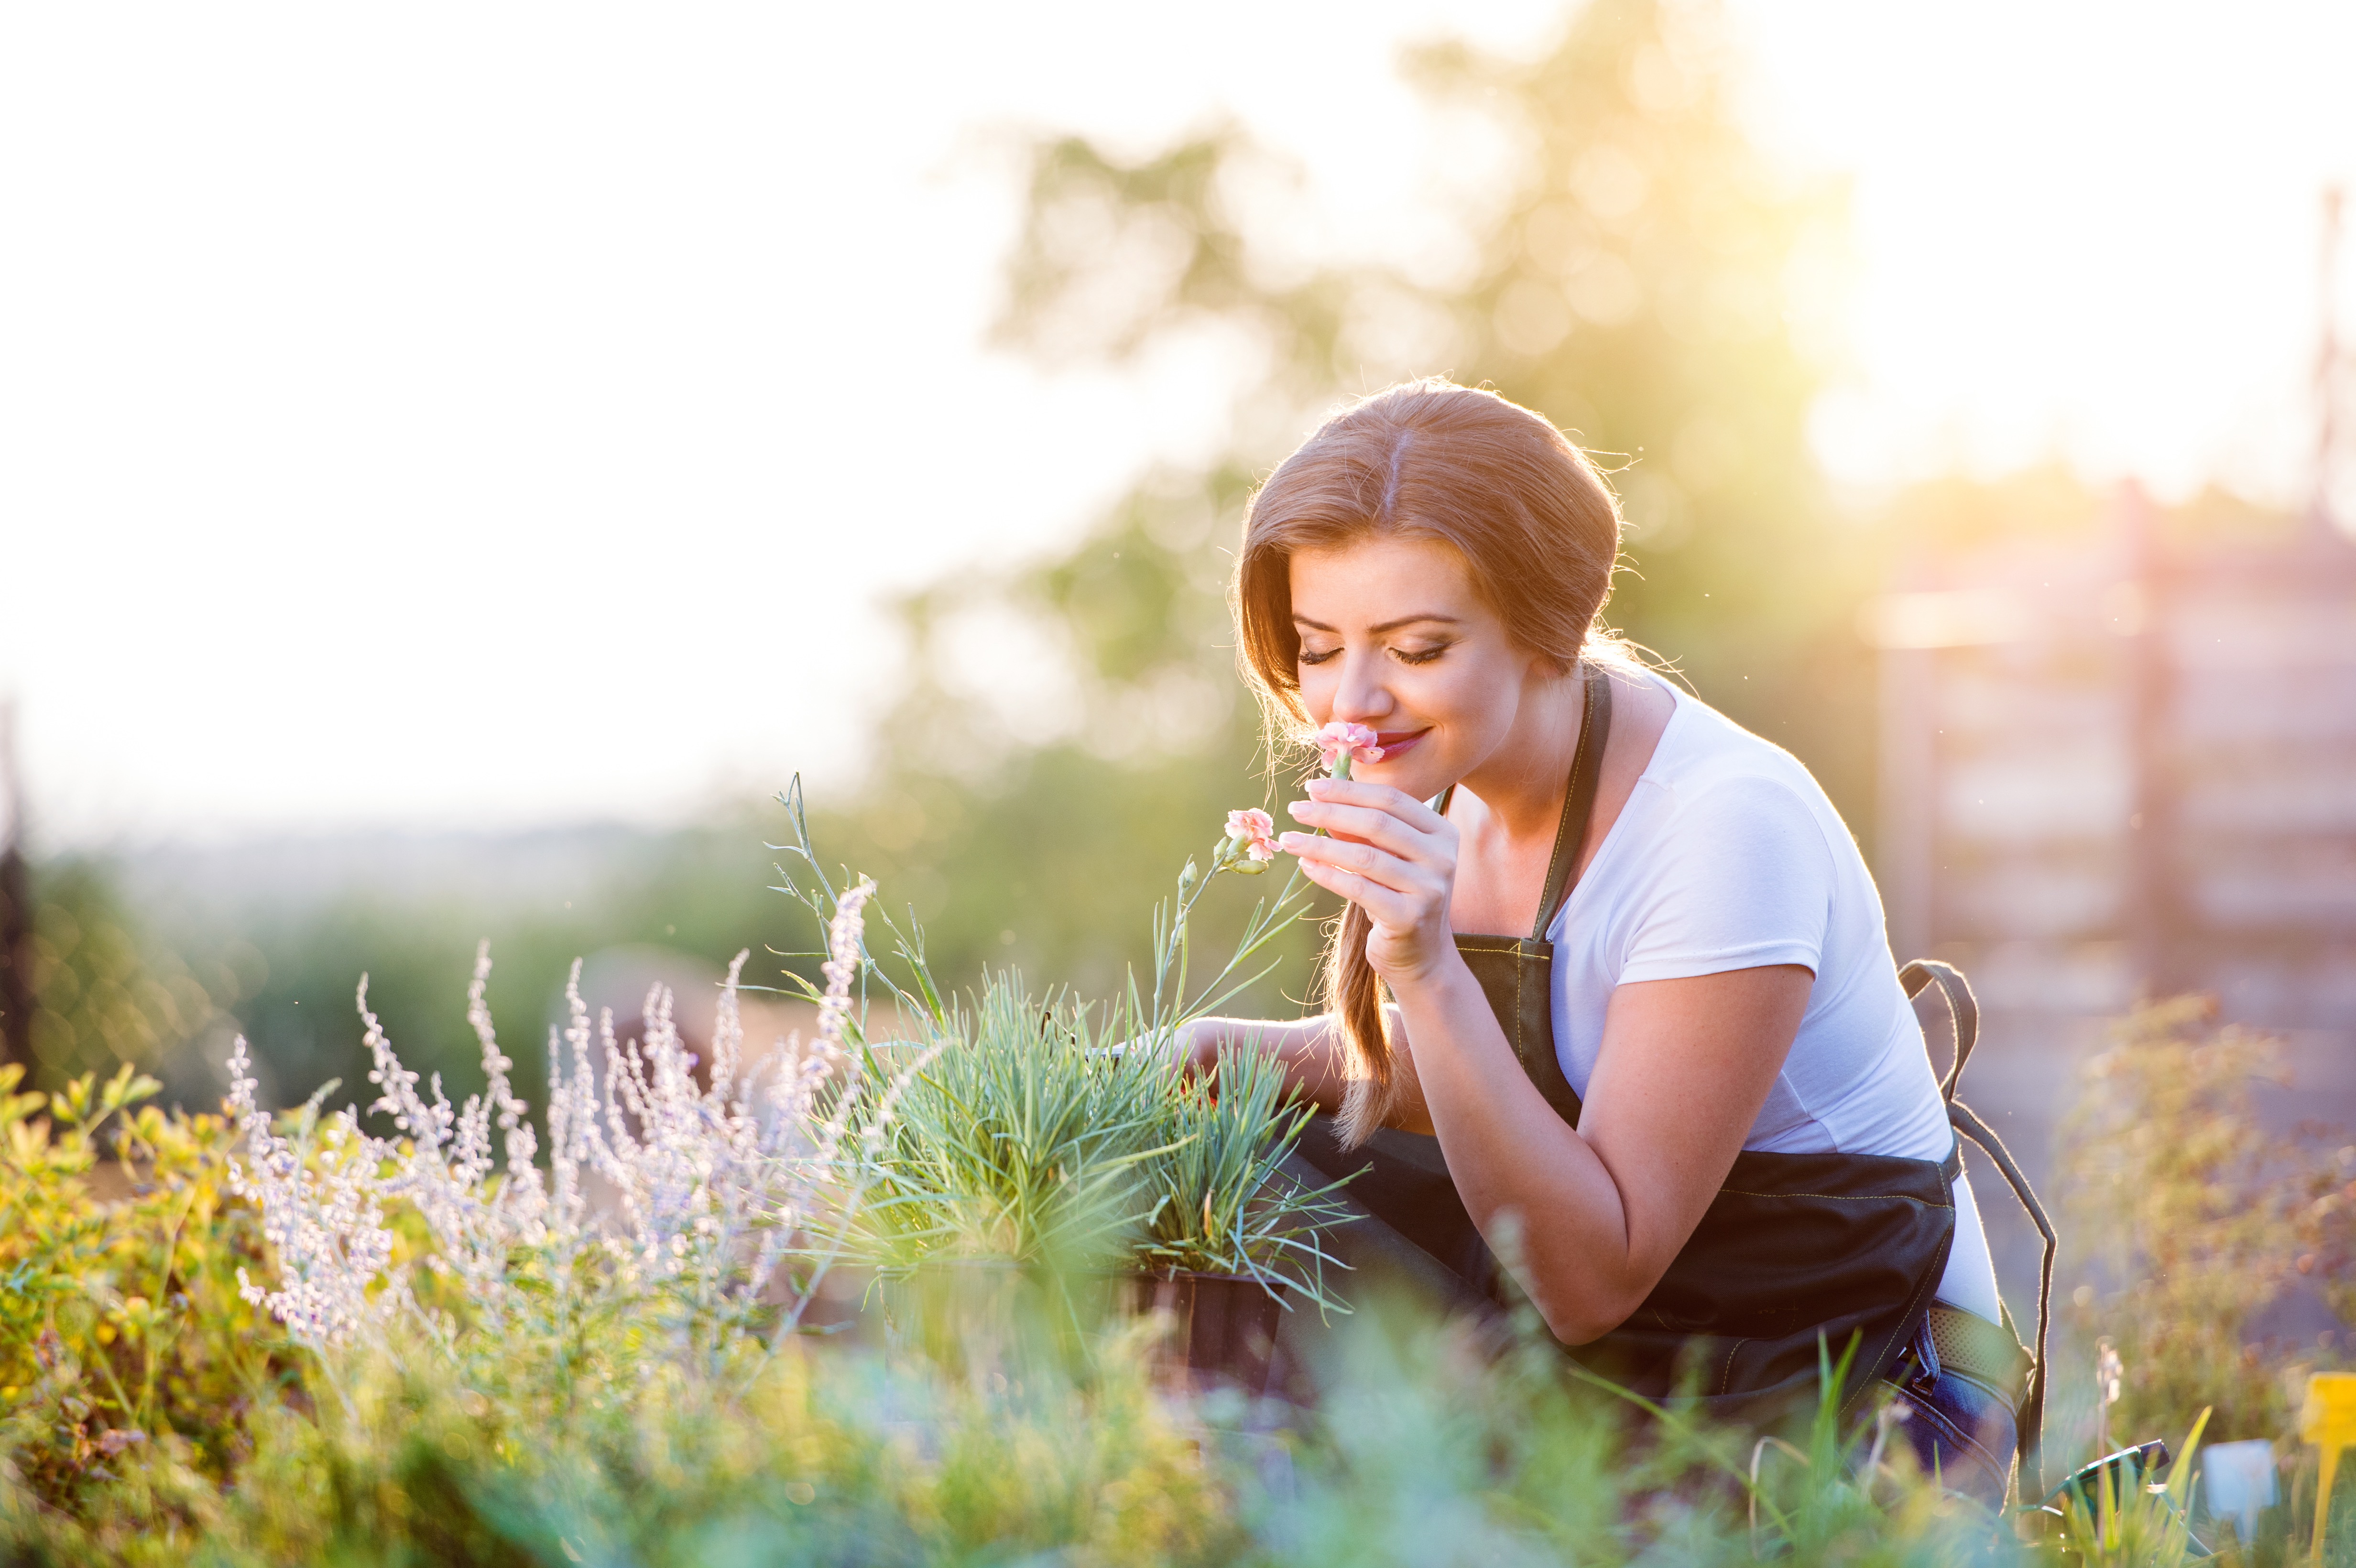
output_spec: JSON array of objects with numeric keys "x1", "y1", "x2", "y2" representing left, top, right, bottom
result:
[{"x1": 1885, "y1": 1359, "x2": 2019, "y2": 1510}]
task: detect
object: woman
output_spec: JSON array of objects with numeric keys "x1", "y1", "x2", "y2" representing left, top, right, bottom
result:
[{"x1": 1183, "y1": 380, "x2": 2039, "y2": 1507}]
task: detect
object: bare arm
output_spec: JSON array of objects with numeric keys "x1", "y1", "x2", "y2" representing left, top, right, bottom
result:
[
  {"x1": 1392, "y1": 960, "x2": 1806, "y2": 1342},
  {"x1": 1183, "y1": 1007, "x2": 1437, "y2": 1131},
  {"x1": 1194, "y1": 966, "x2": 1800, "y2": 1342},
  {"x1": 1279, "y1": 773, "x2": 1809, "y2": 1344},
  {"x1": 1181, "y1": 1013, "x2": 1348, "y2": 1112}
]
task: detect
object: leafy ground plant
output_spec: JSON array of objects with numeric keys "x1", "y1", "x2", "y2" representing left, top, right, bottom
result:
[
  {"x1": 5, "y1": 1261, "x2": 2089, "y2": 1568},
  {"x1": 2062, "y1": 997, "x2": 2355, "y2": 1446},
  {"x1": 0, "y1": 1061, "x2": 296, "y2": 1531}
]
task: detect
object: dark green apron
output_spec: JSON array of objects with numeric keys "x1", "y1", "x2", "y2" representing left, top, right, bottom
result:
[{"x1": 1307, "y1": 670, "x2": 2049, "y2": 1487}]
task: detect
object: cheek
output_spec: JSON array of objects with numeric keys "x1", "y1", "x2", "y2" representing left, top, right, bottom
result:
[
  {"x1": 1419, "y1": 656, "x2": 1523, "y2": 739},
  {"x1": 1294, "y1": 663, "x2": 1338, "y2": 724},
  {"x1": 1418, "y1": 662, "x2": 1494, "y2": 723}
]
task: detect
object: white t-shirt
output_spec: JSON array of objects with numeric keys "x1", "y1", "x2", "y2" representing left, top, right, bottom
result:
[{"x1": 1542, "y1": 674, "x2": 2003, "y2": 1324}]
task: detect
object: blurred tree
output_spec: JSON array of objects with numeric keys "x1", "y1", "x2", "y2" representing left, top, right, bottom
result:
[
  {"x1": 17, "y1": 817, "x2": 823, "y2": 1120},
  {"x1": 818, "y1": 0, "x2": 1861, "y2": 1004},
  {"x1": 807, "y1": 457, "x2": 1312, "y2": 1008},
  {"x1": 0, "y1": 710, "x2": 28, "y2": 1074},
  {"x1": 20, "y1": 859, "x2": 239, "y2": 1096},
  {"x1": 165, "y1": 816, "x2": 812, "y2": 1120}
]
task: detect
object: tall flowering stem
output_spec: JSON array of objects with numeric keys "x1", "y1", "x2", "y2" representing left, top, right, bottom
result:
[
  {"x1": 1138, "y1": 724, "x2": 1374, "y2": 1038},
  {"x1": 1136, "y1": 803, "x2": 1316, "y2": 1058},
  {"x1": 227, "y1": 873, "x2": 923, "y2": 1380},
  {"x1": 226, "y1": 1040, "x2": 403, "y2": 1357}
]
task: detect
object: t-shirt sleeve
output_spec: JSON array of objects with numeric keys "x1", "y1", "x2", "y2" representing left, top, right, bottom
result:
[{"x1": 1610, "y1": 773, "x2": 1833, "y2": 984}]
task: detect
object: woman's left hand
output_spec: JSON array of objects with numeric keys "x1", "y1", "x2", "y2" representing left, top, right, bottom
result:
[{"x1": 1279, "y1": 777, "x2": 1461, "y2": 989}]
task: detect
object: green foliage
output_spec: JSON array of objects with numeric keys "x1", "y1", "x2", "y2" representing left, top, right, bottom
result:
[
  {"x1": 0, "y1": 1017, "x2": 2301, "y2": 1568},
  {"x1": 2062, "y1": 997, "x2": 2354, "y2": 1445},
  {"x1": 1136, "y1": 1033, "x2": 1347, "y2": 1289},
  {"x1": 849, "y1": 979, "x2": 1196, "y2": 1274},
  {"x1": 838, "y1": 980, "x2": 1352, "y2": 1305},
  {"x1": 2042, "y1": 1410, "x2": 2213, "y2": 1568},
  {"x1": 0, "y1": 1061, "x2": 287, "y2": 1527},
  {"x1": 800, "y1": 796, "x2": 1355, "y2": 1309},
  {"x1": 3, "y1": 1310, "x2": 1240, "y2": 1566}
]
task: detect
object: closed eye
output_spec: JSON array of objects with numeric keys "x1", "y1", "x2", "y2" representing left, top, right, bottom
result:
[
  {"x1": 1392, "y1": 643, "x2": 1451, "y2": 665},
  {"x1": 1298, "y1": 646, "x2": 1341, "y2": 665}
]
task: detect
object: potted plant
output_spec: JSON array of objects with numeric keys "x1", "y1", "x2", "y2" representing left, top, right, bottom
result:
[{"x1": 773, "y1": 783, "x2": 1353, "y2": 1393}]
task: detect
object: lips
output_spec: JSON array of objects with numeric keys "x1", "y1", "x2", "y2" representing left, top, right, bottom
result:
[{"x1": 1372, "y1": 729, "x2": 1429, "y2": 759}]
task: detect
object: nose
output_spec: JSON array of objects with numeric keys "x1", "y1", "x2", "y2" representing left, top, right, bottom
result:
[{"x1": 1330, "y1": 650, "x2": 1395, "y2": 726}]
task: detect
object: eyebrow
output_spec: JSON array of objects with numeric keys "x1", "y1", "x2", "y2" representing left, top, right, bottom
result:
[{"x1": 1292, "y1": 613, "x2": 1464, "y2": 635}]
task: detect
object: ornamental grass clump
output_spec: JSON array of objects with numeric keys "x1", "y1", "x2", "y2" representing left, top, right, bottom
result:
[
  {"x1": 840, "y1": 978, "x2": 1189, "y2": 1276},
  {"x1": 1136, "y1": 1030, "x2": 1340, "y2": 1289},
  {"x1": 787, "y1": 784, "x2": 1353, "y2": 1312}
]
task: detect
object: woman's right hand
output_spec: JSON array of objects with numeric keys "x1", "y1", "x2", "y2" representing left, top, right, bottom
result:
[{"x1": 1278, "y1": 775, "x2": 1464, "y2": 993}]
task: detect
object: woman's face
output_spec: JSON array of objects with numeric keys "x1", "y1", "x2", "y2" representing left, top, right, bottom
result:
[{"x1": 1287, "y1": 534, "x2": 1552, "y2": 797}]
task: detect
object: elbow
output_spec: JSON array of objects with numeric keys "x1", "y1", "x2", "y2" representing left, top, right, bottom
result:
[
  {"x1": 1538, "y1": 1290, "x2": 1643, "y2": 1348},
  {"x1": 1542, "y1": 1310, "x2": 1622, "y2": 1348},
  {"x1": 1490, "y1": 1216, "x2": 1652, "y2": 1345}
]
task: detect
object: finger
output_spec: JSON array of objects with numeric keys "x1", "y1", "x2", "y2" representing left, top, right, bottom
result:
[
  {"x1": 1290, "y1": 853, "x2": 1421, "y2": 927},
  {"x1": 1304, "y1": 774, "x2": 1450, "y2": 833},
  {"x1": 1285, "y1": 797, "x2": 1438, "y2": 857},
  {"x1": 1280, "y1": 830, "x2": 1436, "y2": 899}
]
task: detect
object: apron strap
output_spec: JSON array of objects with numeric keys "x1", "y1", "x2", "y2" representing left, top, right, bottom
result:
[
  {"x1": 1429, "y1": 666, "x2": 1615, "y2": 941},
  {"x1": 1907, "y1": 957, "x2": 2050, "y2": 1497},
  {"x1": 1947, "y1": 1097, "x2": 2055, "y2": 1502},
  {"x1": 1530, "y1": 670, "x2": 1614, "y2": 941},
  {"x1": 1899, "y1": 958, "x2": 1978, "y2": 1103}
]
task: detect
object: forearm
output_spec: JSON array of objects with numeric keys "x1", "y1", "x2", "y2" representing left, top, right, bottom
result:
[
  {"x1": 1193, "y1": 1013, "x2": 1351, "y2": 1113},
  {"x1": 1392, "y1": 965, "x2": 1646, "y2": 1342}
]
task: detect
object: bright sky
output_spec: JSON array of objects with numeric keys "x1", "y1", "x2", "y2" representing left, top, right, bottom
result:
[{"x1": 4, "y1": 2, "x2": 2351, "y2": 848}]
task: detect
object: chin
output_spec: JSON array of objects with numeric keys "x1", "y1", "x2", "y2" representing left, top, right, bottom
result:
[{"x1": 1363, "y1": 754, "x2": 1446, "y2": 799}]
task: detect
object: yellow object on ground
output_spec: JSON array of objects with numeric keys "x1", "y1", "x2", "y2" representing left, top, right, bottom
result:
[{"x1": 2299, "y1": 1373, "x2": 2356, "y2": 1560}]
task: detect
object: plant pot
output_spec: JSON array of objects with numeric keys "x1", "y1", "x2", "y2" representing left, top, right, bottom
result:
[
  {"x1": 874, "y1": 1258, "x2": 1087, "y2": 1373},
  {"x1": 1123, "y1": 1270, "x2": 1287, "y2": 1397}
]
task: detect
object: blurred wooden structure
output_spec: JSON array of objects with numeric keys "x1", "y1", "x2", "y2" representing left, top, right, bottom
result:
[
  {"x1": 0, "y1": 701, "x2": 30, "y2": 1073},
  {"x1": 1867, "y1": 493, "x2": 2356, "y2": 1032}
]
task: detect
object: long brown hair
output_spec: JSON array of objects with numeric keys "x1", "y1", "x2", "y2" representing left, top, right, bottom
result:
[{"x1": 1233, "y1": 379, "x2": 1625, "y2": 1145}]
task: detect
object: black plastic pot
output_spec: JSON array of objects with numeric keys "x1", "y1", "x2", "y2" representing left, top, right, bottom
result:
[
  {"x1": 1123, "y1": 1270, "x2": 1287, "y2": 1397},
  {"x1": 839, "y1": 1260, "x2": 1291, "y2": 1397}
]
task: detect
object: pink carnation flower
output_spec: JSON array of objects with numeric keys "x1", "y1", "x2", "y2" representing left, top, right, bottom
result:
[
  {"x1": 1225, "y1": 807, "x2": 1280, "y2": 862},
  {"x1": 1314, "y1": 720, "x2": 1384, "y2": 771}
]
